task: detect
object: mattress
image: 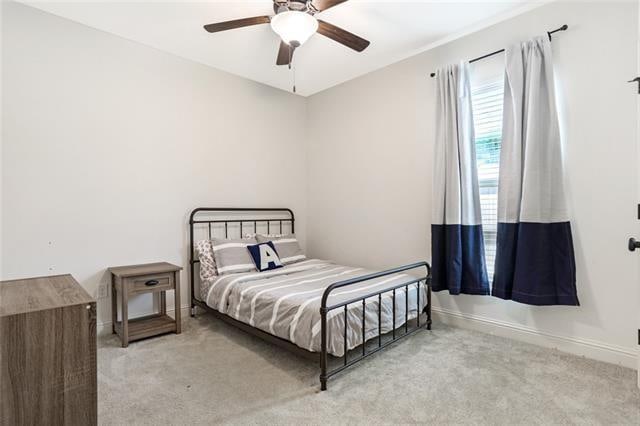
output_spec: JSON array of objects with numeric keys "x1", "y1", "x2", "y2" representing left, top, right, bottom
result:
[{"x1": 200, "y1": 259, "x2": 428, "y2": 357}]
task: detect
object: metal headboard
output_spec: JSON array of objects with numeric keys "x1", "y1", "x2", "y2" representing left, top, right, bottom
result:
[{"x1": 188, "y1": 207, "x2": 295, "y2": 306}]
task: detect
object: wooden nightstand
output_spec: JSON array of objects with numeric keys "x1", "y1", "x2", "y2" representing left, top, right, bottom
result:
[{"x1": 108, "y1": 262, "x2": 182, "y2": 347}]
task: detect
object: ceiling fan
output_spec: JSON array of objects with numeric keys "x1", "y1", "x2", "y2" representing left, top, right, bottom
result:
[{"x1": 203, "y1": 0, "x2": 370, "y2": 68}]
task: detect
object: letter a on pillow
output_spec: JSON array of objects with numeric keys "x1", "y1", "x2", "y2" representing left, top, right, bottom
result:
[{"x1": 247, "y1": 242, "x2": 283, "y2": 272}]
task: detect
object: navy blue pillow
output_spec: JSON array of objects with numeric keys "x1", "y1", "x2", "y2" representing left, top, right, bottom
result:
[{"x1": 247, "y1": 241, "x2": 283, "y2": 272}]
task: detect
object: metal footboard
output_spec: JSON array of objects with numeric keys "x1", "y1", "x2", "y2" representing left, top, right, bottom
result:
[{"x1": 319, "y1": 261, "x2": 432, "y2": 390}]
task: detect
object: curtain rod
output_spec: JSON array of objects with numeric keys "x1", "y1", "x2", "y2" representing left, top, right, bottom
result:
[{"x1": 428, "y1": 24, "x2": 568, "y2": 78}]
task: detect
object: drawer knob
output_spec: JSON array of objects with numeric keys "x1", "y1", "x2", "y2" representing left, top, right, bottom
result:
[{"x1": 145, "y1": 279, "x2": 159, "y2": 286}]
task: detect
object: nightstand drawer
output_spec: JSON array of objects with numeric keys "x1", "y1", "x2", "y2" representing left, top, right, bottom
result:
[{"x1": 126, "y1": 273, "x2": 174, "y2": 294}]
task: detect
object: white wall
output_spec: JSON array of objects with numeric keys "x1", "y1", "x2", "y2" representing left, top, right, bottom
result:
[
  {"x1": 1, "y1": 2, "x2": 308, "y2": 326},
  {"x1": 306, "y1": 1, "x2": 639, "y2": 367}
]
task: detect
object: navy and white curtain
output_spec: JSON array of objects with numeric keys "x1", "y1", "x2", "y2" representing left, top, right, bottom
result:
[
  {"x1": 431, "y1": 62, "x2": 490, "y2": 295},
  {"x1": 492, "y1": 36, "x2": 579, "y2": 305}
]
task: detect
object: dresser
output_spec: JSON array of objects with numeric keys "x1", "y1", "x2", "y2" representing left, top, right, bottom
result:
[{"x1": 0, "y1": 274, "x2": 97, "y2": 425}]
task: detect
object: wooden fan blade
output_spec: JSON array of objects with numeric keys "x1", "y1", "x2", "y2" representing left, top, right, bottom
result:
[
  {"x1": 316, "y1": 20, "x2": 370, "y2": 52},
  {"x1": 203, "y1": 16, "x2": 270, "y2": 33},
  {"x1": 312, "y1": 0, "x2": 348, "y2": 11},
  {"x1": 276, "y1": 41, "x2": 291, "y2": 66}
]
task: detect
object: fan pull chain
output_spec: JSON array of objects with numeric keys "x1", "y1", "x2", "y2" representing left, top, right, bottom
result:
[
  {"x1": 287, "y1": 41, "x2": 300, "y2": 94},
  {"x1": 293, "y1": 60, "x2": 297, "y2": 94},
  {"x1": 288, "y1": 44, "x2": 296, "y2": 94}
]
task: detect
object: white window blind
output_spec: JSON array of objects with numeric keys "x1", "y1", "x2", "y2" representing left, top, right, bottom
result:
[{"x1": 472, "y1": 79, "x2": 504, "y2": 280}]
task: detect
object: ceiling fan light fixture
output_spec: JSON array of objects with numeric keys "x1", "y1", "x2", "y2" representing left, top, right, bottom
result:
[{"x1": 270, "y1": 11, "x2": 318, "y2": 46}]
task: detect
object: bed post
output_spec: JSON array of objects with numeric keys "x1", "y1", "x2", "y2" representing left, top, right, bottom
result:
[
  {"x1": 189, "y1": 211, "x2": 196, "y2": 318},
  {"x1": 423, "y1": 263, "x2": 432, "y2": 330},
  {"x1": 426, "y1": 277, "x2": 432, "y2": 330},
  {"x1": 320, "y1": 306, "x2": 328, "y2": 391}
]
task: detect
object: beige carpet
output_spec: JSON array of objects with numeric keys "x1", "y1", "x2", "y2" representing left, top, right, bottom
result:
[{"x1": 98, "y1": 315, "x2": 640, "y2": 425}]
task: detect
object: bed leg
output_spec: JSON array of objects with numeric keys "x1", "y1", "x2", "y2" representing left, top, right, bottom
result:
[
  {"x1": 320, "y1": 306, "x2": 328, "y2": 391},
  {"x1": 190, "y1": 305, "x2": 197, "y2": 318}
]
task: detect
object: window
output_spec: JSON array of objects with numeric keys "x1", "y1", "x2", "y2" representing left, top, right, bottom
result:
[{"x1": 472, "y1": 79, "x2": 504, "y2": 280}]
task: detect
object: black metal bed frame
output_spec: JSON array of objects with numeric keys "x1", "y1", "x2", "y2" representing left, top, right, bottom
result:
[{"x1": 188, "y1": 207, "x2": 432, "y2": 391}]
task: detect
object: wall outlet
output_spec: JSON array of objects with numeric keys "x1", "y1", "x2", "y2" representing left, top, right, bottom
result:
[{"x1": 97, "y1": 282, "x2": 110, "y2": 299}]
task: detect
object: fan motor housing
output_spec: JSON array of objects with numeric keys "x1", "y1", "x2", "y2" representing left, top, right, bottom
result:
[{"x1": 274, "y1": 0, "x2": 313, "y2": 14}]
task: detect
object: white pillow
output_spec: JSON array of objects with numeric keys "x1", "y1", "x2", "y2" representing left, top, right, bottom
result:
[{"x1": 244, "y1": 233, "x2": 284, "y2": 239}]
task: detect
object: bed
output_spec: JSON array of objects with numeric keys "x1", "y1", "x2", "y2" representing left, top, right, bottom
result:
[{"x1": 189, "y1": 208, "x2": 431, "y2": 390}]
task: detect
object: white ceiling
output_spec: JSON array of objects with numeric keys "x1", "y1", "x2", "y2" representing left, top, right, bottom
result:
[{"x1": 23, "y1": 1, "x2": 544, "y2": 96}]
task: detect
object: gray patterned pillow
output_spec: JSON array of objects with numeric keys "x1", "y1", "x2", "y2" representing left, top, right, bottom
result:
[
  {"x1": 212, "y1": 237, "x2": 258, "y2": 274},
  {"x1": 255, "y1": 234, "x2": 306, "y2": 265},
  {"x1": 195, "y1": 239, "x2": 217, "y2": 281}
]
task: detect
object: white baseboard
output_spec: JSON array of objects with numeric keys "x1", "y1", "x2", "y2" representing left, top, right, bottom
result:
[
  {"x1": 433, "y1": 307, "x2": 638, "y2": 370},
  {"x1": 97, "y1": 305, "x2": 192, "y2": 337}
]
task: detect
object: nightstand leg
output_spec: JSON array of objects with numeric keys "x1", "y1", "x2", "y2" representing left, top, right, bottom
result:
[
  {"x1": 174, "y1": 271, "x2": 181, "y2": 334},
  {"x1": 159, "y1": 291, "x2": 166, "y2": 316},
  {"x1": 111, "y1": 277, "x2": 117, "y2": 334},
  {"x1": 121, "y1": 281, "x2": 129, "y2": 348}
]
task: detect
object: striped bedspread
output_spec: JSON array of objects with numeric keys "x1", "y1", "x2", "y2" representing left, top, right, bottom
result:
[{"x1": 201, "y1": 259, "x2": 427, "y2": 357}]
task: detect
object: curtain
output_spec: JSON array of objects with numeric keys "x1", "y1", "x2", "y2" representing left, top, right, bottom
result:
[
  {"x1": 432, "y1": 62, "x2": 490, "y2": 295},
  {"x1": 492, "y1": 36, "x2": 579, "y2": 306}
]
